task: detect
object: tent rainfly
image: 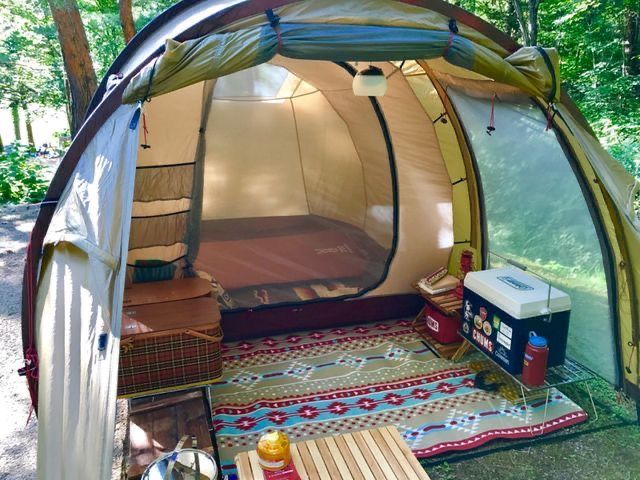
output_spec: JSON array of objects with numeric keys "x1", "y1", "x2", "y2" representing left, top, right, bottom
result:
[{"x1": 21, "y1": 1, "x2": 640, "y2": 478}]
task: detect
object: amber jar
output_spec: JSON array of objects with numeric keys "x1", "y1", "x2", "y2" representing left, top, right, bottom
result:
[{"x1": 257, "y1": 430, "x2": 292, "y2": 472}]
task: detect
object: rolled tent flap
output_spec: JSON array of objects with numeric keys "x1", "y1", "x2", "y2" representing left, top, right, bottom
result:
[
  {"x1": 123, "y1": 27, "x2": 275, "y2": 103},
  {"x1": 504, "y1": 47, "x2": 560, "y2": 102},
  {"x1": 123, "y1": 22, "x2": 560, "y2": 104},
  {"x1": 35, "y1": 104, "x2": 139, "y2": 480}
]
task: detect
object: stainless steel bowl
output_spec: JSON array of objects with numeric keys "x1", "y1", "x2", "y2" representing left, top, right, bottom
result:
[{"x1": 142, "y1": 448, "x2": 218, "y2": 480}]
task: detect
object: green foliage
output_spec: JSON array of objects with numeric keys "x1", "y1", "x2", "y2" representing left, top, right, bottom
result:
[
  {"x1": 0, "y1": 144, "x2": 49, "y2": 204},
  {"x1": 0, "y1": 0, "x2": 177, "y2": 124},
  {"x1": 0, "y1": 0, "x2": 67, "y2": 113},
  {"x1": 451, "y1": 0, "x2": 640, "y2": 178},
  {"x1": 77, "y1": 0, "x2": 176, "y2": 78}
]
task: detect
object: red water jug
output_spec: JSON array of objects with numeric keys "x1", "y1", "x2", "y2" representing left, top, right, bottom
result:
[{"x1": 522, "y1": 333, "x2": 548, "y2": 387}]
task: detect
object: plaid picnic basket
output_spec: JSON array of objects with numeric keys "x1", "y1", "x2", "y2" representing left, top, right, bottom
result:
[{"x1": 117, "y1": 296, "x2": 223, "y2": 398}]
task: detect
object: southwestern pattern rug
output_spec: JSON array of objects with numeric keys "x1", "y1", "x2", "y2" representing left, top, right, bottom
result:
[{"x1": 209, "y1": 319, "x2": 587, "y2": 476}]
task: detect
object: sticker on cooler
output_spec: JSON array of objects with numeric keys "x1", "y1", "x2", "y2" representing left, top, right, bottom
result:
[
  {"x1": 464, "y1": 300, "x2": 473, "y2": 321},
  {"x1": 495, "y1": 345, "x2": 510, "y2": 365},
  {"x1": 426, "y1": 315, "x2": 439, "y2": 333},
  {"x1": 497, "y1": 276, "x2": 534, "y2": 291},
  {"x1": 500, "y1": 322, "x2": 513, "y2": 338},
  {"x1": 472, "y1": 329, "x2": 494, "y2": 353},
  {"x1": 497, "y1": 331, "x2": 512, "y2": 349}
]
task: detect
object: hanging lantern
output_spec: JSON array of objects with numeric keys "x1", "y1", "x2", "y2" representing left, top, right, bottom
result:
[{"x1": 352, "y1": 65, "x2": 387, "y2": 97}]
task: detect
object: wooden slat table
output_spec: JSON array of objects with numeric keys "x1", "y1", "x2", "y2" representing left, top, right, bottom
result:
[{"x1": 235, "y1": 426, "x2": 431, "y2": 480}]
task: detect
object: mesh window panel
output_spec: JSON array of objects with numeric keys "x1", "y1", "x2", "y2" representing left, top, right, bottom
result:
[{"x1": 448, "y1": 88, "x2": 617, "y2": 383}]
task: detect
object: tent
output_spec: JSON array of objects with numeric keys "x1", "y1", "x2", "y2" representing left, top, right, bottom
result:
[{"x1": 21, "y1": 0, "x2": 640, "y2": 478}]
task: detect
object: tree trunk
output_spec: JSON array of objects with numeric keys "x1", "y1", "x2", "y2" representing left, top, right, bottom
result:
[
  {"x1": 624, "y1": 8, "x2": 639, "y2": 76},
  {"x1": 11, "y1": 103, "x2": 21, "y2": 142},
  {"x1": 63, "y1": 78, "x2": 73, "y2": 131},
  {"x1": 528, "y1": 0, "x2": 541, "y2": 46},
  {"x1": 23, "y1": 105, "x2": 35, "y2": 146},
  {"x1": 48, "y1": 0, "x2": 97, "y2": 137},
  {"x1": 119, "y1": 0, "x2": 137, "y2": 43},
  {"x1": 0, "y1": 133, "x2": 4, "y2": 153},
  {"x1": 511, "y1": 0, "x2": 531, "y2": 45},
  {"x1": 505, "y1": 0, "x2": 520, "y2": 40}
]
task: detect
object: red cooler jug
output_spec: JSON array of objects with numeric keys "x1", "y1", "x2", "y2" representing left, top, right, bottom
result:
[{"x1": 522, "y1": 334, "x2": 548, "y2": 387}]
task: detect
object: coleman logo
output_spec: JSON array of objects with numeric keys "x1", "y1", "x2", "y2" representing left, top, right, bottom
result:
[
  {"x1": 426, "y1": 315, "x2": 439, "y2": 332},
  {"x1": 497, "y1": 276, "x2": 534, "y2": 291},
  {"x1": 472, "y1": 329, "x2": 494, "y2": 353}
]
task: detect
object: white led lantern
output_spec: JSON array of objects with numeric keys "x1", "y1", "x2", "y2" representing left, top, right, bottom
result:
[{"x1": 352, "y1": 65, "x2": 387, "y2": 97}]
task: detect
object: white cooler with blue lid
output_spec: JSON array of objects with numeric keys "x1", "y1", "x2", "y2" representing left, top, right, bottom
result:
[{"x1": 461, "y1": 267, "x2": 571, "y2": 374}]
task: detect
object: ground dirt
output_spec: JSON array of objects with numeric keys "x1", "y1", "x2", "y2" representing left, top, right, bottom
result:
[
  {"x1": 0, "y1": 203, "x2": 39, "y2": 479},
  {"x1": 1, "y1": 202, "x2": 639, "y2": 479}
]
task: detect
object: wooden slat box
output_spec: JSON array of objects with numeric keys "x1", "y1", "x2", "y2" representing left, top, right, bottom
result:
[
  {"x1": 126, "y1": 390, "x2": 215, "y2": 479},
  {"x1": 235, "y1": 426, "x2": 431, "y2": 480},
  {"x1": 118, "y1": 278, "x2": 223, "y2": 398}
]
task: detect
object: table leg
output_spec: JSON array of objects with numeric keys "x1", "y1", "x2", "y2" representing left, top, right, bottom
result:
[
  {"x1": 451, "y1": 340, "x2": 471, "y2": 362},
  {"x1": 584, "y1": 382, "x2": 598, "y2": 422},
  {"x1": 202, "y1": 387, "x2": 223, "y2": 475},
  {"x1": 519, "y1": 384, "x2": 534, "y2": 436},
  {"x1": 540, "y1": 389, "x2": 550, "y2": 434}
]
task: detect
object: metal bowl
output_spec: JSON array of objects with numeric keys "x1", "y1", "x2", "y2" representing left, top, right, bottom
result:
[{"x1": 142, "y1": 448, "x2": 218, "y2": 480}]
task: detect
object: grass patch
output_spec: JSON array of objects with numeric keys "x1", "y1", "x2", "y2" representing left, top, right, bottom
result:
[
  {"x1": 0, "y1": 144, "x2": 50, "y2": 204},
  {"x1": 424, "y1": 378, "x2": 640, "y2": 479}
]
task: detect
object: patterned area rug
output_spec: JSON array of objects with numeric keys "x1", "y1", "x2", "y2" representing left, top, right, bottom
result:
[{"x1": 209, "y1": 319, "x2": 587, "y2": 476}]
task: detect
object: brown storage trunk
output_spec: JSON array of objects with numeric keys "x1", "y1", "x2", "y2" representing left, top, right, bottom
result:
[
  {"x1": 126, "y1": 390, "x2": 215, "y2": 479},
  {"x1": 118, "y1": 284, "x2": 223, "y2": 398}
]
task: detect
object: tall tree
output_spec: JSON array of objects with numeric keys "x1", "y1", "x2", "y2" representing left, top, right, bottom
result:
[
  {"x1": 11, "y1": 103, "x2": 21, "y2": 142},
  {"x1": 119, "y1": 0, "x2": 136, "y2": 43},
  {"x1": 527, "y1": 0, "x2": 541, "y2": 46},
  {"x1": 48, "y1": 0, "x2": 97, "y2": 136},
  {"x1": 24, "y1": 104, "x2": 35, "y2": 145},
  {"x1": 511, "y1": 0, "x2": 531, "y2": 45},
  {"x1": 624, "y1": 6, "x2": 639, "y2": 77},
  {"x1": 510, "y1": 0, "x2": 541, "y2": 46}
]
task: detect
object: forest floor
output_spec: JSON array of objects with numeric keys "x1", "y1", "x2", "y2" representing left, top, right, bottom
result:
[
  {"x1": 1, "y1": 202, "x2": 639, "y2": 479},
  {"x1": 0, "y1": 203, "x2": 39, "y2": 480}
]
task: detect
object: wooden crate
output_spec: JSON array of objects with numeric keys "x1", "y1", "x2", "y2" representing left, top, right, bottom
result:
[
  {"x1": 412, "y1": 285, "x2": 470, "y2": 362},
  {"x1": 126, "y1": 390, "x2": 214, "y2": 479},
  {"x1": 235, "y1": 426, "x2": 431, "y2": 480}
]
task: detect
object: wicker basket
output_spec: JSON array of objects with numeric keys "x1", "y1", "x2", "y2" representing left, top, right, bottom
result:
[{"x1": 118, "y1": 295, "x2": 223, "y2": 398}]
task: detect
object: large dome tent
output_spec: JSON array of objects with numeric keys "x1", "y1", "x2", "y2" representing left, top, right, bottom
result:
[{"x1": 22, "y1": 1, "x2": 640, "y2": 478}]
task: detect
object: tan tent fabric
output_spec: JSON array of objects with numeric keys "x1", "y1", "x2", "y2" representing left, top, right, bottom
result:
[
  {"x1": 368, "y1": 61, "x2": 453, "y2": 295},
  {"x1": 35, "y1": 105, "x2": 139, "y2": 480},
  {"x1": 267, "y1": 58, "x2": 396, "y2": 246},
  {"x1": 136, "y1": 82, "x2": 202, "y2": 168},
  {"x1": 203, "y1": 96, "x2": 311, "y2": 220}
]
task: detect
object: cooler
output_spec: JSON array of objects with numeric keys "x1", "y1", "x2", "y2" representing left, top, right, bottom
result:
[{"x1": 461, "y1": 267, "x2": 571, "y2": 375}]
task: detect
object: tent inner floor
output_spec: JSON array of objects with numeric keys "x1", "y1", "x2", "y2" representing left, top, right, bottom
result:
[{"x1": 193, "y1": 215, "x2": 390, "y2": 310}]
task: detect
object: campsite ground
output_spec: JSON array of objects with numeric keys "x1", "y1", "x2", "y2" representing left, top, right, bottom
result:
[
  {"x1": 1, "y1": 203, "x2": 639, "y2": 479},
  {"x1": 0, "y1": 203, "x2": 39, "y2": 479}
]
